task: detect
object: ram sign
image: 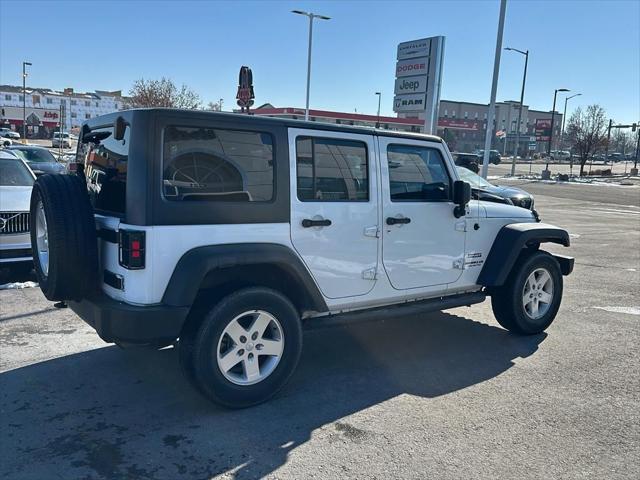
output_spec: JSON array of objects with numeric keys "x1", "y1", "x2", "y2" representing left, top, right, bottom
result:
[
  {"x1": 392, "y1": 36, "x2": 445, "y2": 135},
  {"x1": 393, "y1": 94, "x2": 426, "y2": 112}
]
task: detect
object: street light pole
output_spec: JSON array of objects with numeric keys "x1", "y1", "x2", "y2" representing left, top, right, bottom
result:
[
  {"x1": 22, "y1": 61, "x2": 32, "y2": 142},
  {"x1": 375, "y1": 92, "x2": 381, "y2": 128},
  {"x1": 546, "y1": 88, "x2": 570, "y2": 171},
  {"x1": 292, "y1": 10, "x2": 330, "y2": 122},
  {"x1": 505, "y1": 47, "x2": 528, "y2": 176},
  {"x1": 561, "y1": 93, "x2": 581, "y2": 149}
]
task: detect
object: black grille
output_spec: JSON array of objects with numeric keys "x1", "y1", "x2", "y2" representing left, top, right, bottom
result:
[{"x1": 0, "y1": 212, "x2": 30, "y2": 235}]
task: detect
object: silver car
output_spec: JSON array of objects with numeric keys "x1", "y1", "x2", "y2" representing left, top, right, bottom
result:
[{"x1": 0, "y1": 150, "x2": 35, "y2": 268}]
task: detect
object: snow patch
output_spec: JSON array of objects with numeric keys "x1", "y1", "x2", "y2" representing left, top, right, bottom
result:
[
  {"x1": 594, "y1": 306, "x2": 640, "y2": 316},
  {"x1": 0, "y1": 281, "x2": 38, "y2": 290}
]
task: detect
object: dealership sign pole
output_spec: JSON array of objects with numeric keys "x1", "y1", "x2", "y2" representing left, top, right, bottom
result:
[{"x1": 393, "y1": 36, "x2": 445, "y2": 135}]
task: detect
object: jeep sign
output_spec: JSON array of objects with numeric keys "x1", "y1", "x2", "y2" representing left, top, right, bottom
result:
[
  {"x1": 394, "y1": 75, "x2": 427, "y2": 95},
  {"x1": 392, "y1": 36, "x2": 445, "y2": 135}
]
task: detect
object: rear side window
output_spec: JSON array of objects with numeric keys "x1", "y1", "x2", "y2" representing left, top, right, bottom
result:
[
  {"x1": 296, "y1": 137, "x2": 368, "y2": 201},
  {"x1": 387, "y1": 144, "x2": 451, "y2": 201},
  {"x1": 78, "y1": 126, "x2": 129, "y2": 215},
  {"x1": 163, "y1": 126, "x2": 274, "y2": 202}
]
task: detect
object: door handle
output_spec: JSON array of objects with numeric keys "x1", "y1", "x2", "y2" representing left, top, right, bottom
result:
[
  {"x1": 302, "y1": 218, "x2": 332, "y2": 228},
  {"x1": 386, "y1": 216, "x2": 411, "y2": 225}
]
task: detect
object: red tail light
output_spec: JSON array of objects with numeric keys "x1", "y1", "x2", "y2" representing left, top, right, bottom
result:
[{"x1": 119, "y1": 230, "x2": 145, "y2": 270}]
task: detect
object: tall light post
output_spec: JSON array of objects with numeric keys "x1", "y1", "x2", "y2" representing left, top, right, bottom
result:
[
  {"x1": 375, "y1": 92, "x2": 382, "y2": 128},
  {"x1": 22, "y1": 61, "x2": 32, "y2": 142},
  {"x1": 561, "y1": 92, "x2": 581, "y2": 149},
  {"x1": 504, "y1": 47, "x2": 528, "y2": 176},
  {"x1": 546, "y1": 88, "x2": 570, "y2": 171},
  {"x1": 291, "y1": 10, "x2": 331, "y2": 121}
]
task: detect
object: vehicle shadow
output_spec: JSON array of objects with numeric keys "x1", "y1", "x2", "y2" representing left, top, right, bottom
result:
[{"x1": 0, "y1": 311, "x2": 545, "y2": 479}]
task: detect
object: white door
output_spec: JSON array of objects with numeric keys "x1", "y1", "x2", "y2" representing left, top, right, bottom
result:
[
  {"x1": 289, "y1": 128, "x2": 379, "y2": 299},
  {"x1": 379, "y1": 137, "x2": 465, "y2": 290}
]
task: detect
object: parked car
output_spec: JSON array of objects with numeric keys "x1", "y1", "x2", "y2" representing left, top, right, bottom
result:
[
  {"x1": 1, "y1": 137, "x2": 12, "y2": 147},
  {"x1": 454, "y1": 152, "x2": 481, "y2": 173},
  {"x1": 550, "y1": 150, "x2": 571, "y2": 161},
  {"x1": 52, "y1": 132, "x2": 72, "y2": 148},
  {"x1": 0, "y1": 150, "x2": 35, "y2": 274},
  {"x1": 475, "y1": 149, "x2": 502, "y2": 164},
  {"x1": 0, "y1": 127, "x2": 21, "y2": 140},
  {"x1": 30, "y1": 109, "x2": 573, "y2": 408},
  {"x1": 7, "y1": 145, "x2": 66, "y2": 175},
  {"x1": 456, "y1": 166, "x2": 536, "y2": 210}
]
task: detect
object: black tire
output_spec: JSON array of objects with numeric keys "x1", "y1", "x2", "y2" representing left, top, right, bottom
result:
[
  {"x1": 29, "y1": 174, "x2": 98, "y2": 301},
  {"x1": 188, "y1": 287, "x2": 302, "y2": 408},
  {"x1": 490, "y1": 251, "x2": 563, "y2": 335}
]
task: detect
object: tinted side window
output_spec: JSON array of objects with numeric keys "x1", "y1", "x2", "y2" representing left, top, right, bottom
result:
[
  {"x1": 387, "y1": 145, "x2": 451, "y2": 202},
  {"x1": 163, "y1": 126, "x2": 274, "y2": 202},
  {"x1": 296, "y1": 137, "x2": 368, "y2": 202},
  {"x1": 78, "y1": 126, "x2": 129, "y2": 215}
]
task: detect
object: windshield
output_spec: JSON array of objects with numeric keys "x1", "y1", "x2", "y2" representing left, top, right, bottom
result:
[
  {"x1": 0, "y1": 158, "x2": 34, "y2": 186},
  {"x1": 12, "y1": 148, "x2": 56, "y2": 163},
  {"x1": 456, "y1": 166, "x2": 494, "y2": 189}
]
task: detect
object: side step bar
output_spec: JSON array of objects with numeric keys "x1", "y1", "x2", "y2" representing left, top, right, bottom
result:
[{"x1": 304, "y1": 291, "x2": 486, "y2": 330}]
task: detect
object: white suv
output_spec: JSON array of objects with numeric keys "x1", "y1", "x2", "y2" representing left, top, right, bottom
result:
[
  {"x1": 29, "y1": 109, "x2": 574, "y2": 408},
  {"x1": 52, "y1": 132, "x2": 72, "y2": 148}
]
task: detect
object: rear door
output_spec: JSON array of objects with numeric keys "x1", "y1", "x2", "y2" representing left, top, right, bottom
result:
[
  {"x1": 289, "y1": 128, "x2": 379, "y2": 299},
  {"x1": 379, "y1": 137, "x2": 465, "y2": 290}
]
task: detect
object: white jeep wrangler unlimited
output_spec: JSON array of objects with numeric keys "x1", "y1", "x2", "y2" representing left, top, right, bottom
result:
[{"x1": 29, "y1": 109, "x2": 573, "y2": 408}]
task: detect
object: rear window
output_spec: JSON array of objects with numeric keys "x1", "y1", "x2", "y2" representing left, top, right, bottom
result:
[
  {"x1": 162, "y1": 126, "x2": 274, "y2": 202},
  {"x1": 77, "y1": 126, "x2": 129, "y2": 215},
  {"x1": 0, "y1": 158, "x2": 34, "y2": 186}
]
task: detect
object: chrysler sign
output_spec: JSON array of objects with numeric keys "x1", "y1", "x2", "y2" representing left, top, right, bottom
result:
[
  {"x1": 397, "y1": 38, "x2": 431, "y2": 60},
  {"x1": 394, "y1": 75, "x2": 427, "y2": 95}
]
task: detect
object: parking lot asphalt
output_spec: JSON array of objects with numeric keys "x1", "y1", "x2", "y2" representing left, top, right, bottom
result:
[{"x1": 1, "y1": 184, "x2": 639, "y2": 479}]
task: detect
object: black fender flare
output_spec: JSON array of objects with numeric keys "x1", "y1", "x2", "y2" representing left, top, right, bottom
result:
[
  {"x1": 161, "y1": 243, "x2": 328, "y2": 313},
  {"x1": 477, "y1": 222, "x2": 572, "y2": 287}
]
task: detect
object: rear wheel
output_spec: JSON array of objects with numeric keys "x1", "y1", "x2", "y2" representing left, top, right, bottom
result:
[
  {"x1": 491, "y1": 251, "x2": 563, "y2": 335},
  {"x1": 186, "y1": 287, "x2": 303, "y2": 408}
]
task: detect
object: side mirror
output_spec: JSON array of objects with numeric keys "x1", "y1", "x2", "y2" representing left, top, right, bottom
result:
[
  {"x1": 453, "y1": 180, "x2": 471, "y2": 218},
  {"x1": 113, "y1": 116, "x2": 127, "y2": 141}
]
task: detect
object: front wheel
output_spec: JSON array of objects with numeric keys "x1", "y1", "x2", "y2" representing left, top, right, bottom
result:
[
  {"x1": 491, "y1": 251, "x2": 563, "y2": 335},
  {"x1": 187, "y1": 287, "x2": 303, "y2": 408}
]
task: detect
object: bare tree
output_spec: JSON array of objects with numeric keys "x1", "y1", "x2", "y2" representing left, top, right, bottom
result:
[
  {"x1": 566, "y1": 104, "x2": 608, "y2": 176},
  {"x1": 206, "y1": 100, "x2": 223, "y2": 111},
  {"x1": 127, "y1": 77, "x2": 201, "y2": 109}
]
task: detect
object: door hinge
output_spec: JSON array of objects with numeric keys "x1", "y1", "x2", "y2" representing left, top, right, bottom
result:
[
  {"x1": 453, "y1": 259, "x2": 464, "y2": 270},
  {"x1": 362, "y1": 267, "x2": 377, "y2": 280},
  {"x1": 363, "y1": 225, "x2": 379, "y2": 238}
]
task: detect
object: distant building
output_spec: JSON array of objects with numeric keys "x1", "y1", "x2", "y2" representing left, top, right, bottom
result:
[
  {"x1": 0, "y1": 85, "x2": 127, "y2": 139},
  {"x1": 251, "y1": 100, "x2": 563, "y2": 156}
]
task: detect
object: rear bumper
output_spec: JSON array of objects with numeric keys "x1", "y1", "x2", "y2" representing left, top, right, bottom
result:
[{"x1": 68, "y1": 294, "x2": 189, "y2": 344}]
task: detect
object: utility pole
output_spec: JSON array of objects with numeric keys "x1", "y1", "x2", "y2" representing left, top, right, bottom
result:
[
  {"x1": 545, "y1": 88, "x2": 569, "y2": 175},
  {"x1": 604, "y1": 119, "x2": 613, "y2": 166},
  {"x1": 481, "y1": 0, "x2": 507, "y2": 179}
]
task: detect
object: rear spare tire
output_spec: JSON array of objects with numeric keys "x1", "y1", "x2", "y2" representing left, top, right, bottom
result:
[{"x1": 30, "y1": 174, "x2": 99, "y2": 301}]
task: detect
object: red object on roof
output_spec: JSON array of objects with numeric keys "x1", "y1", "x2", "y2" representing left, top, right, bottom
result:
[{"x1": 252, "y1": 107, "x2": 423, "y2": 126}]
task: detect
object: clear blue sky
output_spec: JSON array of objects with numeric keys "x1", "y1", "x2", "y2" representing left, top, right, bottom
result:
[{"x1": 1, "y1": 0, "x2": 638, "y2": 123}]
